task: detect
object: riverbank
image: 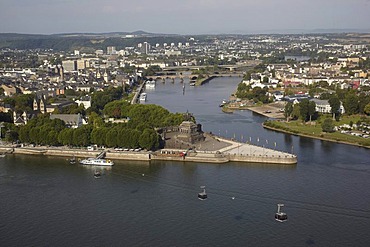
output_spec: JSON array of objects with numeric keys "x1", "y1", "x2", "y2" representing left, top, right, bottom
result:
[
  {"x1": 224, "y1": 97, "x2": 370, "y2": 148},
  {"x1": 263, "y1": 122, "x2": 370, "y2": 149},
  {"x1": 195, "y1": 76, "x2": 216, "y2": 86},
  {"x1": 224, "y1": 101, "x2": 286, "y2": 119},
  {"x1": 0, "y1": 135, "x2": 297, "y2": 165}
]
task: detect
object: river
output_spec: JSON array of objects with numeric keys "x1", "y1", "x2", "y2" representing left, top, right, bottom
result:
[{"x1": 1, "y1": 77, "x2": 370, "y2": 246}]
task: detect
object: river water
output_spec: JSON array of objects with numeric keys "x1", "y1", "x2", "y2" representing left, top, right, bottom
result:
[{"x1": 1, "y1": 77, "x2": 370, "y2": 246}]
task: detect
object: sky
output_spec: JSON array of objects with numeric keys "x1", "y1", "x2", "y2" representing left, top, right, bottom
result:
[{"x1": 1, "y1": 0, "x2": 370, "y2": 35}]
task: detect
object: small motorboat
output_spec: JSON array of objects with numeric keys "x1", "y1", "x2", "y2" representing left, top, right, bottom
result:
[
  {"x1": 275, "y1": 203, "x2": 287, "y2": 222},
  {"x1": 198, "y1": 186, "x2": 207, "y2": 200},
  {"x1": 69, "y1": 156, "x2": 76, "y2": 165},
  {"x1": 94, "y1": 170, "x2": 101, "y2": 179}
]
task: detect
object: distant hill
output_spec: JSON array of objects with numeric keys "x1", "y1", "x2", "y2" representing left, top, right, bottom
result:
[
  {"x1": 0, "y1": 31, "x2": 185, "y2": 52},
  {"x1": 1, "y1": 30, "x2": 369, "y2": 52}
]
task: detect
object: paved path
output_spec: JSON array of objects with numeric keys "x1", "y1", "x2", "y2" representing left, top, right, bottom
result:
[{"x1": 216, "y1": 137, "x2": 294, "y2": 157}]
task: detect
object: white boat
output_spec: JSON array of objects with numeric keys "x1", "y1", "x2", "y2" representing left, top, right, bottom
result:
[
  {"x1": 79, "y1": 158, "x2": 114, "y2": 166},
  {"x1": 145, "y1": 80, "x2": 156, "y2": 89},
  {"x1": 139, "y1": 93, "x2": 147, "y2": 101}
]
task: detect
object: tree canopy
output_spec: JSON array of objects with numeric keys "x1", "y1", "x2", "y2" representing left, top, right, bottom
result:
[{"x1": 15, "y1": 102, "x2": 187, "y2": 150}]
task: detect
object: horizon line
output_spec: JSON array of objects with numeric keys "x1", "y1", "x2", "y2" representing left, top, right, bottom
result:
[{"x1": 1, "y1": 28, "x2": 370, "y2": 36}]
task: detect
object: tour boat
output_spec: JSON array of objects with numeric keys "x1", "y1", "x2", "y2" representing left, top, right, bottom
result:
[{"x1": 79, "y1": 158, "x2": 114, "y2": 166}]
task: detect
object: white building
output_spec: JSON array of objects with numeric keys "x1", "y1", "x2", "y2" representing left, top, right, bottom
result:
[
  {"x1": 50, "y1": 113, "x2": 87, "y2": 128},
  {"x1": 75, "y1": 96, "x2": 92, "y2": 109},
  {"x1": 311, "y1": 99, "x2": 345, "y2": 114}
]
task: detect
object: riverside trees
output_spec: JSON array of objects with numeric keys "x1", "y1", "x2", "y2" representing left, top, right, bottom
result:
[{"x1": 16, "y1": 103, "x2": 185, "y2": 150}]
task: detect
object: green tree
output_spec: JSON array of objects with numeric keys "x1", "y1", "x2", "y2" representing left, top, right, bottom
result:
[
  {"x1": 243, "y1": 72, "x2": 251, "y2": 81},
  {"x1": 5, "y1": 130, "x2": 18, "y2": 143},
  {"x1": 321, "y1": 118, "x2": 335, "y2": 133},
  {"x1": 91, "y1": 127, "x2": 108, "y2": 147},
  {"x1": 328, "y1": 95, "x2": 341, "y2": 120},
  {"x1": 58, "y1": 128, "x2": 74, "y2": 146},
  {"x1": 358, "y1": 93, "x2": 370, "y2": 114},
  {"x1": 103, "y1": 100, "x2": 130, "y2": 118},
  {"x1": 308, "y1": 101, "x2": 316, "y2": 123},
  {"x1": 91, "y1": 86, "x2": 123, "y2": 112},
  {"x1": 19, "y1": 125, "x2": 31, "y2": 143},
  {"x1": 14, "y1": 94, "x2": 35, "y2": 113},
  {"x1": 105, "y1": 127, "x2": 119, "y2": 147},
  {"x1": 142, "y1": 65, "x2": 162, "y2": 77},
  {"x1": 0, "y1": 112, "x2": 13, "y2": 123},
  {"x1": 365, "y1": 103, "x2": 370, "y2": 116},
  {"x1": 343, "y1": 92, "x2": 359, "y2": 115},
  {"x1": 139, "y1": 128, "x2": 160, "y2": 150},
  {"x1": 291, "y1": 104, "x2": 300, "y2": 120},
  {"x1": 72, "y1": 125, "x2": 92, "y2": 146},
  {"x1": 284, "y1": 102, "x2": 293, "y2": 121},
  {"x1": 299, "y1": 99, "x2": 310, "y2": 121}
]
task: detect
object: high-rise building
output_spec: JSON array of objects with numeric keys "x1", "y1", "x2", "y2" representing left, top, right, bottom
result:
[
  {"x1": 141, "y1": 42, "x2": 151, "y2": 54},
  {"x1": 62, "y1": 60, "x2": 77, "y2": 72},
  {"x1": 107, "y1": 46, "x2": 117, "y2": 55},
  {"x1": 77, "y1": 59, "x2": 86, "y2": 70}
]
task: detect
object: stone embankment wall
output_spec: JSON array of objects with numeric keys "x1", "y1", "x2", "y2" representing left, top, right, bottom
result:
[
  {"x1": 5, "y1": 147, "x2": 151, "y2": 161},
  {"x1": 228, "y1": 153, "x2": 297, "y2": 165},
  {"x1": 106, "y1": 152, "x2": 150, "y2": 161},
  {"x1": 1, "y1": 146, "x2": 297, "y2": 165}
]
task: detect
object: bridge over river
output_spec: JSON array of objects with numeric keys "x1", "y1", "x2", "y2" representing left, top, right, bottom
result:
[{"x1": 145, "y1": 72, "x2": 244, "y2": 81}]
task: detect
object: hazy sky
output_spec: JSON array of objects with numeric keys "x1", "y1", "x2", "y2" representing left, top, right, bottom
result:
[{"x1": 1, "y1": 0, "x2": 370, "y2": 34}]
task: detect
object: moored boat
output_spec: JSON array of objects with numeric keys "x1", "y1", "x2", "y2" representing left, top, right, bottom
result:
[
  {"x1": 139, "y1": 93, "x2": 147, "y2": 101},
  {"x1": 80, "y1": 158, "x2": 114, "y2": 166},
  {"x1": 145, "y1": 80, "x2": 156, "y2": 89}
]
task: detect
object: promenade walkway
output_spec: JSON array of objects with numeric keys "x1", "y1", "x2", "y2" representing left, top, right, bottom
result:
[{"x1": 216, "y1": 137, "x2": 293, "y2": 158}]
